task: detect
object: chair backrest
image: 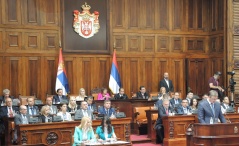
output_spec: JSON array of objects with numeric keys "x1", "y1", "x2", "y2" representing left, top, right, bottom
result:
[
  {"x1": 68, "y1": 94, "x2": 78, "y2": 99},
  {"x1": 151, "y1": 113, "x2": 158, "y2": 121},
  {"x1": 134, "y1": 106, "x2": 151, "y2": 121},
  {"x1": 19, "y1": 95, "x2": 36, "y2": 105},
  {"x1": 91, "y1": 87, "x2": 102, "y2": 100}
]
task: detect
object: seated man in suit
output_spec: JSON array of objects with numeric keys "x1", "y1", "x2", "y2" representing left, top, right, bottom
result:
[
  {"x1": 221, "y1": 96, "x2": 233, "y2": 114},
  {"x1": 0, "y1": 98, "x2": 19, "y2": 118},
  {"x1": 45, "y1": 97, "x2": 58, "y2": 115},
  {"x1": 114, "y1": 88, "x2": 128, "y2": 100},
  {"x1": 198, "y1": 90, "x2": 226, "y2": 124},
  {"x1": 159, "y1": 72, "x2": 174, "y2": 93},
  {"x1": 13, "y1": 105, "x2": 30, "y2": 144},
  {"x1": 26, "y1": 97, "x2": 39, "y2": 116},
  {"x1": 136, "y1": 86, "x2": 149, "y2": 99},
  {"x1": 0, "y1": 89, "x2": 14, "y2": 106},
  {"x1": 75, "y1": 101, "x2": 93, "y2": 120},
  {"x1": 176, "y1": 99, "x2": 191, "y2": 114},
  {"x1": 186, "y1": 91, "x2": 194, "y2": 105},
  {"x1": 155, "y1": 99, "x2": 173, "y2": 144},
  {"x1": 170, "y1": 92, "x2": 182, "y2": 108},
  {"x1": 53, "y1": 88, "x2": 68, "y2": 104},
  {"x1": 86, "y1": 96, "x2": 97, "y2": 112},
  {"x1": 98, "y1": 100, "x2": 116, "y2": 119}
]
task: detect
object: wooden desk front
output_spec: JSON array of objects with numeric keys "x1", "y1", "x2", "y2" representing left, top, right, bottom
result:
[
  {"x1": 187, "y1": 123, "x2": 239, "y2": 146},
  {"x1": 145, "y1": 110, "x2": 239, "y2": 145},
  {"x1": 17, "y1": 118, "x2": 131, "y2": 146}
]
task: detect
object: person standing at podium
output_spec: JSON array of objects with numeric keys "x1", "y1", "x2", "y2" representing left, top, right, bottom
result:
[
  {"x1": 155, "y1": 98, "x2": 173, "y2": 144},
  {"x1": 198, "y1": 90, "x2": 226, "y2": 124}
]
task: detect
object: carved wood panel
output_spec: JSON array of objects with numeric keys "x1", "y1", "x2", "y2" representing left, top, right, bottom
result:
[
  {"x1": 112, "y1": 0, "x2": 125, "y2": 28},
  {"x1": 22, "y1": 0, "x2": 39, "y2": 25},
  {"x1": 3, "y1": 0, "x2": 21, "y2": 24},
  {"x1": 6, "y1": 31, "x2": 22, "y2": 50},
  {"x1": 128, "y1": 0, "x2": 140, "y2": 28},
  {"x1": 27, "y1": 57, "x2": 40, "y2": 97},
  {"x1": 143, "y1": 36, "x2": 155, "y2": 52},
  {"x1": 157, "y1": 36, "x2": 169, "y2": 52},
  {"x1": 113, "y1": 35, "x2": 126, "y2": 52},
  {"x1": 23, "y1": 32, "x2": 40, "y2": 50},
  {"x1": 140, "y1": 0, "x2": 155, "y2": 29},
  {"x1": 128, "y1": 35, "x2": 140, "y2": 52}
]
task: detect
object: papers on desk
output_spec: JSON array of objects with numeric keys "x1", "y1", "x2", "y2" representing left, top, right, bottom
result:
[{"x1": 82, "y1": 141, "x2": 130, "y2": 146}]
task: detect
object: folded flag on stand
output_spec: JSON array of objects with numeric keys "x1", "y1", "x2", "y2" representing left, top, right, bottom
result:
[
  {"x1": 109, "y1": 50, "x2": 121, "y2": 94},
  {"x1": 55, "y1": 48, "x2": 69, "y2": 95}
]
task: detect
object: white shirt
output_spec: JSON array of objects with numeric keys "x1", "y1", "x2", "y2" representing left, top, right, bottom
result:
[{"x1": 164, "y1": 78, "x2": 169, "y2": 87}]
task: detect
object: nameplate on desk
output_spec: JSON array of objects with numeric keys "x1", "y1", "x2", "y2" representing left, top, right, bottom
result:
[
  {"x1": 35, "y1": 100, "x2": 43, "y2": 105},
  {"x1": 61, "y1": 99, "x2": 68, "y2": 104},
  {"x1": 116, "y1": 112, "x2": 126, "y2": 118},
  {"x1": 52, "y1": 116, "x2": 63, "y2": 122},
  {"x1": 29, "y1": 117, "x2": 39, "y2": 124}
]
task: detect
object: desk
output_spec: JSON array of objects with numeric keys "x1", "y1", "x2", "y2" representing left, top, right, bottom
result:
[
  {"x1": 145, "y1": 110, "x2": 239, "y2": 145},
  {"x1": 162, "y1": 115, "x2": 197, "y2": 146},
  {"x1": 145, "y1": 109, "x2": 157, "y2": 142},
  {"x1": 187, "y1": 123, "x2": 239, "y2": 146},
  {"x1": 17, "y1": 118, "x2": 131, "y2": 145}
]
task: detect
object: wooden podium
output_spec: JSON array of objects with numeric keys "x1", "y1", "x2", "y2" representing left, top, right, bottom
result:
[
  {"x1": 186, "y1": 123, "x2": 239, "y2": 146},
  {"x1": 162, "y1": 115, "x2": 197, "y2": 146}
]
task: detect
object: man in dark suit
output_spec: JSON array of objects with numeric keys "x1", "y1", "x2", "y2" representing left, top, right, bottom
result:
[
  {"x1": 0, "y1": 98, "x2": 19, "y2": 118},
  {"x1": 53, "y1": 88, "x2": 68, "y2": 104},
  {"x1": 86, "y1": 96, "x2": 97, "y2": 112},
  {"x1": 75, "y1": 101, "x2": 93, "y2": 120},
  {"x1": 26, "y1": 97, "x2": 39, "y2": 116},
  {"x1": 155, "y1": 99, "x2": 173, "y2": 144},
  {"x1": 0, "y1": 89, "x2": 14, "y2": 106},
  {"x1": 114, "y1": 88, "x2": 128, "y2": 100},
  {"x1": 159, "y1": 72, "x2": 174, "y2": 93},
  {"x1": 170, "y1": 92, "x2": 182, "y2": 108},
  {"x1": 176, "y1": 99, "x2": 191, "y2": 114},
  {"x1": 13, "y1": 105, "x2": 30, "y2": 144},
  {"x1": 136, "y1": 86, "x2": 149, "y2": 99},
  {"x1": 98, "y1": 100, "x2": 116, "y2": 118},
  {"x1": 198, "y1": 90, "x2": 226, "y2": 124}
]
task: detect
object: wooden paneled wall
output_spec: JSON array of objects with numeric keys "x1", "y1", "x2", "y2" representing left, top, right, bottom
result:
[{"x1": 0, "y1": 0, "x2": 226, "y2": 100}]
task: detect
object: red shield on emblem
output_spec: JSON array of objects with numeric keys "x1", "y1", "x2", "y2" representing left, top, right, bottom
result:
[{"x1": 81, "y1": 20, "x2": 92, "y2": 36}]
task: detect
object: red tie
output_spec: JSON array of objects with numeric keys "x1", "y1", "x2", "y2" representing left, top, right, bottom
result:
[
  {"x1": 9, "y1": 107, "x2": 13, "y2": 117},
  {"x1": 165, "y1": 108, "x2": 168, "y2": 115}
]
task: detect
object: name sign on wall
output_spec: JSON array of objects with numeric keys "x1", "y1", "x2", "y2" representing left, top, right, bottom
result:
[{"x1": 62, "y1": 0, "x2": 109, "y2": 53}]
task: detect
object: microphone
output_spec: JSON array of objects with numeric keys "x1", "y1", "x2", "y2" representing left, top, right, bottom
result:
[{"x1": 224, "y1": 111, "x2": 231, "y2": 123}]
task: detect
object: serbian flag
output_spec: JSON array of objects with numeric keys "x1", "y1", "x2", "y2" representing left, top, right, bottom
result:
[
  {"x1": 109, "y1": 50, "x2": 121, "y2": 94},
  {"x1": 55, "y1": 48, "x2": 69, "y2": 95}
]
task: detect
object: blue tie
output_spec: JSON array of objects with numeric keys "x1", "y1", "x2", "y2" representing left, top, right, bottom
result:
[
  {"x1": 211, "y1": 103, "x2": 215, "y2": 116},
  {"x1": 30, "y1": 107, "x2": 34, "y2": 115}
]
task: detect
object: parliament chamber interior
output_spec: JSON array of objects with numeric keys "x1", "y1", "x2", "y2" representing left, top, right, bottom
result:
[{"x1": 0, "y1": 0, "x2": 239, "y2": 146}]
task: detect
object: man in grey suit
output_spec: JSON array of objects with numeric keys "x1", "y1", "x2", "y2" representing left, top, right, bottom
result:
[
  {"x1": 45, "y1": 97, "x2": 58, "y2": 115},
  {"x1": 198, "y1": 90, "x2": 226, "y2": 124},
  {"x1": 13, "y1": 105, "x2": 30, "y2": 144},
  {"x1": 75, "y1": 101, "x2": 93, "y2": 120}
]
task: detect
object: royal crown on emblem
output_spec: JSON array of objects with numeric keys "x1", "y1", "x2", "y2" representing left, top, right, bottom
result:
[
  {"x1": 73, "y1": 2, "x2": 100, "y2": 39},
  {"x1": 81, "y1": 2, "x2": 91, "y2": 11}
]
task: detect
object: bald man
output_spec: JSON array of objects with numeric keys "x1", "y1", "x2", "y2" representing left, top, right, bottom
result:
[{"x1": 159, "y1": 72, "x2": 174, "y2": 93}]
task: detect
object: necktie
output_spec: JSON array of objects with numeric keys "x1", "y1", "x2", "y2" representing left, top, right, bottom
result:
[
  {"x1": 23, "y1": 115, "x2": 28, "y2": 124},
  {"x1": 106, "y1": 109, "x2": 109, "y2": 116},
  {"x1": 211, "y1": 103, "x2": 215, "y2": 116},
  {"x1": 175, "y1": 100, "x2": 178, "y2": 104},
  {"x1": 30, "y1": 107, "x2": 34, "y2": 115},
  {"x1": 9, "y1": 107, "x2": 13, "y2": 117},
  {"x1": 165, "y1": 108, "x2": 168, "y2": 115}
]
